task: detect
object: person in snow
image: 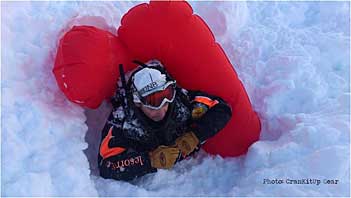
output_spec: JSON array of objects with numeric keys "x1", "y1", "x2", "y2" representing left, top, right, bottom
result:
[{"x1": 98, "y1": 60, "x2": 232, "y2": 181}]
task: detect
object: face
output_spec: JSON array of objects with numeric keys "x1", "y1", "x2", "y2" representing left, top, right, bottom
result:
[{"x1": 138, "y1": 103, "x2": 169, "y2": 122}]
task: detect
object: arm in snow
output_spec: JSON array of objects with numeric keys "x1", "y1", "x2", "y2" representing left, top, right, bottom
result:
[{"x1": 187, "y1": 90, "x2": 232, "y2": 143}]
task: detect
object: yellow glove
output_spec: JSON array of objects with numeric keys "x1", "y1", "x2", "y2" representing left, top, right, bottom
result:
[
  {"x1": 175, "y1": 132, "x2": 200, "y2": 157},
  {"x1": 149, "y1": 145, "x2": 180, "y2": 169}
]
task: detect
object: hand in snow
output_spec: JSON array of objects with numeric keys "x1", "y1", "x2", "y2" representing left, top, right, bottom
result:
[
  {"x1": 175, "y1": 132, "x2": 200, "y2": 157},
  {"x1": 149, "y1": 145, "x2": 181, "y2": 169}
]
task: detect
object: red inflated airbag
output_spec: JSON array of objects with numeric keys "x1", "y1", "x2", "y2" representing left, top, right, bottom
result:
[
  {"x1": 53, "y1": 26, "x2": 132, "y2": 108},
  {"x1": 118, "y1": 1, "x2": 261, "y2": 157}
]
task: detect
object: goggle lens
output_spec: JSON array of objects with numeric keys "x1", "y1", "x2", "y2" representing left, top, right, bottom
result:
[{"x1": 143, "y1": 85, "x2": 175, "y2": 108}]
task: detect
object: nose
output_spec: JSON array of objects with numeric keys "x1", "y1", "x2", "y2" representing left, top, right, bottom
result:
[
  {"x1": 153, "y1": 105, "x2": 167, "y2": 116},
  {"x1": 150, "y1": 103, "x2": 169, "y2": 121}
]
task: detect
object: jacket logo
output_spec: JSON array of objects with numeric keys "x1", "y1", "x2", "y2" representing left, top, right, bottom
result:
[
  {"x1": 100, "y1": 126, "x2": 126, "y2": 159},
  {"x1": 106, "y1": 156, "x2": 145, "y2": 170},
  {"x1": 192, "y1": 105, "x2": 207, "y2": 119}
]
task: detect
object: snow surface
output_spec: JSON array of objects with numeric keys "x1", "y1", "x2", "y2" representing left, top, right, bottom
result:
[{"x1": 1, "y1": 1, "x2": 350, "y2": 197}]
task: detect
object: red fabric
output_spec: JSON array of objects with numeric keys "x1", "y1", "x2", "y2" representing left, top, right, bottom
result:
[
  {"x1": 118, "y1": 1, "x2": 261, "y2": 157},
  {"x1": 53, "y1": 26, "x2": 132, "y2": 108}
]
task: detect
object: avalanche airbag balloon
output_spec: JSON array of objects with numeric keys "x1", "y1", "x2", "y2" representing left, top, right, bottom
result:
[
  {"x1": 117, "y1": 1, "x2": 261, "y2": 157},
  {"x1": 53, "y1": 26, "x2": 132, "y2": 108}
]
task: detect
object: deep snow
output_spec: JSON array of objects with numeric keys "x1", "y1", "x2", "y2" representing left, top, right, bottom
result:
[{"x1": 1, "y1": 1, "x2": 350, "y2": 197}]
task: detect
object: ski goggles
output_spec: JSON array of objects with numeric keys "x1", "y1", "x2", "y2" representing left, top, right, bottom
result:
[{"x1": 133, "y1": 81, "x2": 176, "y2": 110}]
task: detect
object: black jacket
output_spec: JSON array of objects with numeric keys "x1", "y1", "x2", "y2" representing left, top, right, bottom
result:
[{"x1": 98, "y1": 89, "x2": 232, "y2": 181}]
